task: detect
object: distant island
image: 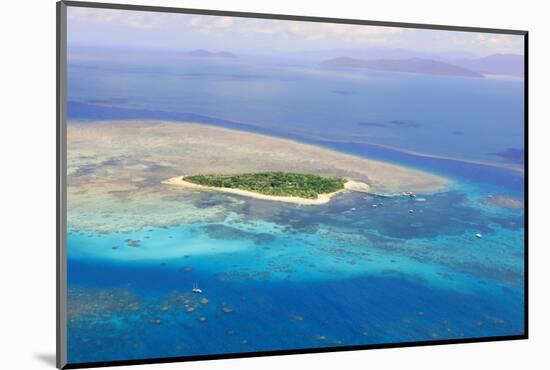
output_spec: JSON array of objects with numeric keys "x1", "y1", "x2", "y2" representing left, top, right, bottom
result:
[
  {"x1": 163, "y1": 172, "x2": 372, "y2": 205},
  {"x1": 181, "y1": 49, "x2": 237, "y2": 58},
  {"x1": 321, "y1": 57, "x2": 483, "y2": 78},
  {"x1": 455, "y1": 53, "x2": 524, "y2": 77}
]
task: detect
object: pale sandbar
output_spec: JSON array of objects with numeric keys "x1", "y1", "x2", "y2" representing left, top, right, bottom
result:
[
  {"x1": 486, "y1": 195, "x2": 524, "y2": 210},
  {"x1": 67, "y1": 120, "x2": 450, "y2": 231}
]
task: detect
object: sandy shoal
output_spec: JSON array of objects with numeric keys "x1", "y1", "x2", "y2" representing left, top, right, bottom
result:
[{"x1": 67, "y1": 120, "x2": 450, "y2": 231}]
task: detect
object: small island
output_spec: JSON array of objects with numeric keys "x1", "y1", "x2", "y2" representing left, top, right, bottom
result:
[
  {"x1": 163, "y1": 172, "x2": 371, "y2": 205},
  {"x1": 185, "y1": 172, "x2": 345, "y2": 198}
]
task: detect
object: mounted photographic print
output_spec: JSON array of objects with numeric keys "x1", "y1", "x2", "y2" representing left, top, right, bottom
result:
[{"x1": 56, "y1": 1, "x2": 527, "y2": 368}]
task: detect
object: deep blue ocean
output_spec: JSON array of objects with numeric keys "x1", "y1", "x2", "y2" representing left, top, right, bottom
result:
[{"x1": 66, "y1": 49, "x2": 525, "y2": 364}]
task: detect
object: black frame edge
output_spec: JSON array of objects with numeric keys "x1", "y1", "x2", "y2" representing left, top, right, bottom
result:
[{"x1": 57, "y1": 1, "x2": 529, "y2": 369}]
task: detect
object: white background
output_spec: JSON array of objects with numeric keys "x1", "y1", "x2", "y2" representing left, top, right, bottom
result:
[{"x1": 1, "y1": 0, "x2": 548, "y2": 369}]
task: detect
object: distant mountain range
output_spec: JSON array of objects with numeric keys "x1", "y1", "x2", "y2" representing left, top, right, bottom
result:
[
  {"x1": 454, "y1": 54, "x2": 524, "y2": 77},
  {"x1": 321, "y1": 57, "x2": 484, "y2": 78},
  {"x1": 305, "y1": 47, "x2": 524, "y2": 77},
  {"x1": 181, "y1": 49, "x2": 237, "y2": 58},
  {"x1": 297, "y1": 47, "x2": 478, "y2": 61}
]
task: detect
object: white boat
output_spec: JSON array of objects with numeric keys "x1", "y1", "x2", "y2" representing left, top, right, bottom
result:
[
  {"x1": 192, "y1": 283, "x2": 203, "y2": 294},
  {"x1": 475, "y1": 233, "x2": 483, "y2": 239}
]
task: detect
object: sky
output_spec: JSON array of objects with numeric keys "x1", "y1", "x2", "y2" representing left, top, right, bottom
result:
[{"x1": 67, "y1": 7, "x2": 524, "y2": 56}]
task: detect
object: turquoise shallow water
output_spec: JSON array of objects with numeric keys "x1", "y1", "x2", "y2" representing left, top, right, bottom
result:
[
  {"x1": 66, "y1": 49, "x2": 524, "y2": 364},
  {"x1": 67, "y1": 180, "x2": 524, "y2": 363}
]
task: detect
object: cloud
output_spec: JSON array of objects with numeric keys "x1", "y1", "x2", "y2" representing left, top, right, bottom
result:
[
  {"x1": 213, "y1": 17, "x2": 234, "y2": 28},
  {"x1": 443, "y1": 31, "x2": 524, "y2": 54},
  {"x1": 68, "y1": 7, "x2": 181, "y2": 29},
  {"x1": 477, "y1": 34, "x2": 523, "y2": 49},
  {"x1": 68, "y1": 7, "x2": 403, "y2": 42},
  {"x1": 67, "y1": 7, "x2": 523, "y2": 55}
]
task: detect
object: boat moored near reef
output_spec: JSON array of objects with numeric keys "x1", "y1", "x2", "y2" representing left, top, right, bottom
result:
[{"x1": 192, "y1": 283, "x2": 203, "y2": 294}]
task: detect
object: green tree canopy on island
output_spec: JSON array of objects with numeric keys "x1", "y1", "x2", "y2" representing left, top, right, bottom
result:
[{"x1": 183, "y1": 172, "x2": 345, "y2": 199}]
